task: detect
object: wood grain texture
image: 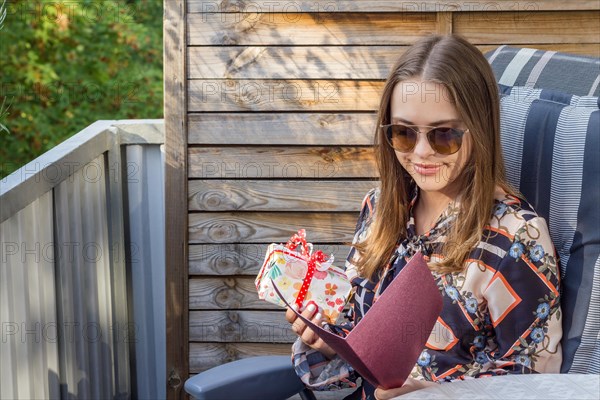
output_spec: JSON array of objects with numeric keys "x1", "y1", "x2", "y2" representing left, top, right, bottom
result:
[
  {"x1": 188, "y1": 113, "x2": 376, "y2": 145},
  {"x1": 188, "y1": 0, "x2": 600, "y2": 13},
  {"x1": 454, "y1": 11, "x2": 600, "y2": 44},
  {"x1": 188, "y1": 146, "x2": 377, "y2": 179},
  {"x1": 188, "y1": 180, "x2": 375, "y2": 211},
  {"x1": 187, "y1": 12, "x2": 437, "y2": 45},
  {"x1": 189, "y1": 310, "x2": 296, "y2": 342},
  {"x1": 188, "y1": 43, "x2": 600, "y2": 81},
  {"x1": 189, "y1": 343, "x2": 293, "y2": 373},
  {"x1": 164, "y1": 0, "x2": 188, "y2": 396},
  {"x1": 187, "y1": 45, "x2": 404, "y2": 79},
  {"x1": 189, "y1": 243, "x2": 266, "y2": 275},
  {"x1": 436, "y1": 11, "x2": 453, "y2": 35},
  {"x1": 189, "y1": 243, "x2": 353, "y2": 275},
  {"x1": 188, "y1": 79, "x2": 383, "y2": 111},
  {"x1": 189, "y1": 277, "x2": 274, "y2": 309},
  {"x1": 188, "y1": 212, "x2": 358, "y2": 244}
]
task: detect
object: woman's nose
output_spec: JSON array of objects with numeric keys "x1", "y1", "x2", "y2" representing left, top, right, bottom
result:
[{"x1": 412, "y1": 131, "x2": 436, "y2": 158}]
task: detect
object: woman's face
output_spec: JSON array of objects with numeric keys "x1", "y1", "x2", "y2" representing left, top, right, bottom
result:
[{"x1": 389, "y1": 79, "x2": 472, "y2": 199}]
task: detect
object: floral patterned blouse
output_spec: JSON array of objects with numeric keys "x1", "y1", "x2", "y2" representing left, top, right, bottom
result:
[{"x1": 291, "y1": 187, "x2": 563, "y2": 399}]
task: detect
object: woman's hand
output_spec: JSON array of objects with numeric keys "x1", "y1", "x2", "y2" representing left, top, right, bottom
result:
[
  {"x1": 374, "y1": 378, "x2": 437, "y2": 399},
  {"x1": 286, "y1": 303, "x2": 337, "y2": 359}
]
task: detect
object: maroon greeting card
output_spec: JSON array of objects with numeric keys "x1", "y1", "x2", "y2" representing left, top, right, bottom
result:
[{"x1": 275, "y1": 252, "x2": 443, "y2": 389}]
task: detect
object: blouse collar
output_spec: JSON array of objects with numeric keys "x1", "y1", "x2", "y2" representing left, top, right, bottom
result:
[{"x1": 405, "y1": 185, "x2": 461, "y2": 240}]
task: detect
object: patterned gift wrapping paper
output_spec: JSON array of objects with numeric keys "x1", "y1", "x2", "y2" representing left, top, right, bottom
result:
[{"x1": 255, "y1": 231, "x2": 352, "y2": 323}]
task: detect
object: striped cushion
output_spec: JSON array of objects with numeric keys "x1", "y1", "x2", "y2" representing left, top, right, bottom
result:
[
  {"x1": 486, "y1": 45, "x2": 600, "y2": 97},
  {"x1": 498, "y1": 84, "x2": 600, "y2": 374}
]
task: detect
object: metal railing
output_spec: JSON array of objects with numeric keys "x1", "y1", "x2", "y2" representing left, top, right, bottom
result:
[{"x1": 0, "y1": 120, "x2": 166, "y2": 399}]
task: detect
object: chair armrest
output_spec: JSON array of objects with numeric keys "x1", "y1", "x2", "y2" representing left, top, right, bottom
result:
[{"x1": 184, "y1": 355, "x2": 306, "y2": 400}]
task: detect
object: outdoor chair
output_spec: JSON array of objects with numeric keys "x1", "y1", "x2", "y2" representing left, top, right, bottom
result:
[{"x1": 184, "y1": 46, "x2": 600, "y2": 400}]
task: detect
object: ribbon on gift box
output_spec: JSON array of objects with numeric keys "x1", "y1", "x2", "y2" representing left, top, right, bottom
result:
[{"x1": 285, "y1": 229, "x2": 332, "y2": 308}]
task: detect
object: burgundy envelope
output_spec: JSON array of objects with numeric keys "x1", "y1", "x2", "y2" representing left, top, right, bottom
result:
[{"x1": 275, "y1": 252, "x2": 443, "y2": 389}]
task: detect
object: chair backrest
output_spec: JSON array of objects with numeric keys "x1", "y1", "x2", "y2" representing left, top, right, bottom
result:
[{"x1": 486, "y1": 46, "x2": 600, "y2": 374}]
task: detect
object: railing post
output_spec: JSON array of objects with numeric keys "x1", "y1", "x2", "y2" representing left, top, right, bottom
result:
[{"x1": 105, "y1": 127, "x2": 133, "y2": 397}]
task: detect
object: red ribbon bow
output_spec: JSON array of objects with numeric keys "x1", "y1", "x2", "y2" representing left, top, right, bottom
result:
[{"x1": 286, "y1": 229, "x2": 329, "y2": 308}]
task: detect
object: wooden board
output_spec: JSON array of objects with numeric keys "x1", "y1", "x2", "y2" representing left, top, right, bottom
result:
[
  {"x1": 187, "y1": 46, "x2": 404, "y2": 79},
  {"x1": 188, "y1": 79, "x2": 383, "y2": 111},
  {"x1": 188, "y1": 146, "x2": 377, "y2": 179},
  {"x1": 164, "y1": 0, "x2": 188, "y2": 397},
  {"x1": 189, "y1": 43, "x2": 600, "y2": 79},
  {"x1": 189, "y1": 342, "x2": 293, "y2": 373},
  {"x1": 454, "y1": 11, "x2": 600, "y2": 44},
  {"x1": 188, "y1": 212, "x2": 359, "y2": 244},
  {"x1": 187, "y1": 12, "x2": 437, "y2": 46},
  {"x1": 188, "y1": 11, "x2": 600, "y2": 46},
  {"x1": 189, "y1": 310, "x2": 295, "y2": 342},
  {"x1": 188, "y1": 113, "x2": 376, "y2": 145},
  {"x1": 188, "y1": 180, "x2": 375, "y2": 211},
  {"x1": 189, "y1": 243, "x2": 353, "y2": 275},
  {"x1": 189, "y1": 243, "x2": 267, "y2": 275},
  {"x1": 189, "y1": 277, "x2": 268, "y2": 310},
  {"x1": 188, "y1": 1, "x2": 600, "y2": 13}
]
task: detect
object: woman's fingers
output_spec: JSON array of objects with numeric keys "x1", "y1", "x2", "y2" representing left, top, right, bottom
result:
[
  {"x1": 288, "y1": 303, "x2": 318, "y2": 336},
  {"x1": 300, "y1": 311, "x2": 322, "y2": 344},
  {"x1": 287, "y1": 304, "x2": 338, "y2": 359},
  {"x1": 285, "y1": 304, "x2": 299, "y2": 323}
]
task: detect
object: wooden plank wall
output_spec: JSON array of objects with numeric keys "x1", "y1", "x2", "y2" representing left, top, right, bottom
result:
[{"x1": 173, "y1": 0, "x2": 600, "y2": 389}]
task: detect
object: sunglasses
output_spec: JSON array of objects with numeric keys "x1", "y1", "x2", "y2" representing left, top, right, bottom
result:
[{"x1": 380, "y1": 124, "x2": 468, "y2": 155}]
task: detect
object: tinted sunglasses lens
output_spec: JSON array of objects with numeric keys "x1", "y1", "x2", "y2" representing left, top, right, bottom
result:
[
  {"x1": 386, "y1": 125, "x2": 416, "y2": 152},
  {"x1": 428, "y1": 128, "x2": 463, "y2": 155}
]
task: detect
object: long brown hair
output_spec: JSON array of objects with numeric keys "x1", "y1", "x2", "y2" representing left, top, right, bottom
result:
[{"x1": 355, "y1": 34, "x2": 517, "y2": 279}]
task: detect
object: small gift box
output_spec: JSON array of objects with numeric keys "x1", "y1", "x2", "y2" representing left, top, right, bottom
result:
[{"x1": 255, "y1": 229, "x2": 352, "y2": 323}]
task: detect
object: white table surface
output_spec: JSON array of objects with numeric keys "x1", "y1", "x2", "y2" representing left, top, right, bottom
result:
[{"x1": 395, "y1": 374, "x2": 600, "y2": 399}]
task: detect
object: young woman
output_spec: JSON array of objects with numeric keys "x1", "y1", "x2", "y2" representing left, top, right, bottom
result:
[{"x1": 286, "y1": 34, "x2": 562, "y2": 400}]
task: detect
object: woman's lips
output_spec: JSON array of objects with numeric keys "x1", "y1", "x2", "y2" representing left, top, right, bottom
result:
[{"x1": 413, "y1": 163, "x2": 442, "y2": 176}]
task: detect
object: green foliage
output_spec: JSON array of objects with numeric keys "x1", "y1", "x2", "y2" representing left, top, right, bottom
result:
[{"x1": 0, "y1": 0, "x2": 163, "y2": 178}]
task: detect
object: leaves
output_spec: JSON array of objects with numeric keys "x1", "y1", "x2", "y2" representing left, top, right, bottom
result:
[{"x1": 0, "y1": 0, "x2": 163, "y2": 178}]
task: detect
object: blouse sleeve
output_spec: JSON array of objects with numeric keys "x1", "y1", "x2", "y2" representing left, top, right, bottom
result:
[
  {"x1": 478, "y1": 216, "x2": 562, "y2": 376},
  {"x1": 291, "y1": 189, "x2": 377, "y2": 391},
  {"x1": 344, "y1": 187, "x2": 378, "y2": 283}
]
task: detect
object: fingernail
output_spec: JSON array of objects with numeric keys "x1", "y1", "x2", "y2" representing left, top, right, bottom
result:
[
  {"x1": 315, "y1": 312, "x2": 322, "y2": 321},
  {"x1": 307, "y1": 304, "x2": 316, "y2": 312},
  {"x1": 291, "y1": 304, "x2": 298, "y2": 311}
]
